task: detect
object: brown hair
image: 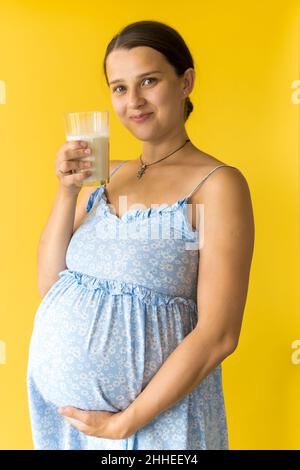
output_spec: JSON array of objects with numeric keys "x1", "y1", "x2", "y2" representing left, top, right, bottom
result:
[{"x1": 103, "y1": 20, "x2": 194, "y2": 122}]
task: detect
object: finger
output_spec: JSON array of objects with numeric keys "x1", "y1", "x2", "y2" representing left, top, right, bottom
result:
[
  {"x1": 78, "y1": 159, "x2": 93, "y2": 170},
  {"x1": 57, "y1": 160, "x2": 75, "y2": 174},
  {"x1": 60, "y1": 140, "x2": 88, "y2": 154},
  {"x1": 58, "y1": 406, "x2": 91, "y2": 425},
  {"x1": 65, "y1": 147, "x2": 92, "y2": 162},
  {"x1": 57, "y1": 141, "x2": 89, "y2": 162},
  {"x1": 63, "y1": 416, "x2": 93, "y2": 435},
  {"x1": 58, "y1": 160, "x2": 92, "y2": 175},
  {"x1": 60, "y1": 170, "x2": 92, "y2": 182}
]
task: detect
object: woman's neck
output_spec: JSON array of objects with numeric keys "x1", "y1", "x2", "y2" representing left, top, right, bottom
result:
[{"x1": 140, "y1": 131, "x2": 190, "y2": 164}]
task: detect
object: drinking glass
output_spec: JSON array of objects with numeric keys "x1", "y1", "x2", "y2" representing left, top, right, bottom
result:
[{"x1": 64, "y1": 110, "x2": 110, "y2": 186}]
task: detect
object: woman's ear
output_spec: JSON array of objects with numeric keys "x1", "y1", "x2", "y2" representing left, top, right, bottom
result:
[{"x1": 182, "y1": 68, "x2": 195, "y2": 96}]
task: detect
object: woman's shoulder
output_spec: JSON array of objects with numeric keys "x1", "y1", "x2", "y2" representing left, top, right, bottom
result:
[
  {"x1": 185, "y1": 148, "x2": 249, "y2": 202},
  {"x1": 110, "y1": 160, "x2": 125, "y2": 172},
  {"x1": 184, "y1": 147, "x2": 231, "y2": 170}
]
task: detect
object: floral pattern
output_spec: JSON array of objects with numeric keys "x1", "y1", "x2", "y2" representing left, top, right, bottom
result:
[{"x1": 27, "y1": 161, "x2": 236, "y2": 450}]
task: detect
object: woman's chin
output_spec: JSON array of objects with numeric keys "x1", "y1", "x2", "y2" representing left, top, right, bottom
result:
[{"x1": 130, "y1": 127, "x2": 158, "y2": 142}]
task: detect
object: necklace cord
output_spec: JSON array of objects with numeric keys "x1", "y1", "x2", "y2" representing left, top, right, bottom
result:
[{"x1": 137, "y1": 139, "x2": 191, "y2": 179}]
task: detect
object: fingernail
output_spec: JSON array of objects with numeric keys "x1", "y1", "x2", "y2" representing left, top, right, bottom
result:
[{"x1": 80, "y1": 141, "x2": 87, "y2": 148}]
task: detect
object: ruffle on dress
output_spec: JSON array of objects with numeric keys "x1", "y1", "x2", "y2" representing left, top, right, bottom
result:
[{"x1": 58, "y1": 268, "x2": 198, "y2": 310}]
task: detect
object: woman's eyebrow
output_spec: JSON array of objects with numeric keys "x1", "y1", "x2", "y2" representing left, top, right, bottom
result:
[{"x1": 109, "y1": 70, "x2": 162, "y2": 85}]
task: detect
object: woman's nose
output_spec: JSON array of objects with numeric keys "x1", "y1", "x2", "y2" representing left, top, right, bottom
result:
[{"x1": 128, "y1": 88, "x2": 145, "y2": 107}]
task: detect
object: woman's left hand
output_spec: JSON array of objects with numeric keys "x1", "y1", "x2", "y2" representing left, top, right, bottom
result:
[{"x1": 57, "y1": 406, "x2": 130, "y2": 440}]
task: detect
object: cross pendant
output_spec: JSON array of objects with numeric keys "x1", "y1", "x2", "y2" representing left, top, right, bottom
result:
[{"x1": 137, "y1": 164, "x2": 147, "y2": 179}]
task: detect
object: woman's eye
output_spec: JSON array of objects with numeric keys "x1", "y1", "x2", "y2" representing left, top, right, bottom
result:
[
  {"x1": 113, "y1": 85, "x2": 125, "y2": 93},
  {"x1": 142, "y1": 77, "x2": 156, "y2": 86},
  {"x1": 112, "y1": 77, "x2": 156, "y2": 94}
]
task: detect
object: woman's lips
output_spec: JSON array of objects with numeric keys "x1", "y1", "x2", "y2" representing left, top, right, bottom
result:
[{"x1": 130, "y1": 113, "x2": 153, "y2": 123}]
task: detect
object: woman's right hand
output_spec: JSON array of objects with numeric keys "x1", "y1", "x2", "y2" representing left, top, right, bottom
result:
[{"x1": 55, "y1": 140, "x2": 93, "y2": 194}]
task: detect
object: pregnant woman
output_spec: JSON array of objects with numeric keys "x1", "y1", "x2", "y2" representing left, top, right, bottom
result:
[{"x1": 27, "y1": 20, "x2": 255, "y2": 450}]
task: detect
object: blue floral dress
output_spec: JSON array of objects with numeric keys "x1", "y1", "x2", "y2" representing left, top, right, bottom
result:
[{"x1": 27, "y1": 161, "x2": 238, "y2": 450}]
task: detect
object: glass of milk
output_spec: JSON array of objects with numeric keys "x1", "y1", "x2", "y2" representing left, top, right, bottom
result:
[{"x1": 64, "y1": 110, "x2": 110, "y2": 186}]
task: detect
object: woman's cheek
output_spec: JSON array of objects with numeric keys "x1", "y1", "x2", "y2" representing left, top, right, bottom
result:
[{"x1": 111, "y1": 99, "x2": 123, "y2": 117}]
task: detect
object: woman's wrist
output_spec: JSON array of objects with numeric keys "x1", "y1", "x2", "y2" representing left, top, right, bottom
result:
[
  {"x1": 119, "y1": 403, "x2": 140, "y2": 439},
  {"x1": 57, "y1": 183, "x2": 81, "y2": 198}
]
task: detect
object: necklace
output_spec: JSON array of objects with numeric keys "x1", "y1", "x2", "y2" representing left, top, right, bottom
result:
[{"x1": 136, "y1": 139, "x2": 191, "y2": 179}]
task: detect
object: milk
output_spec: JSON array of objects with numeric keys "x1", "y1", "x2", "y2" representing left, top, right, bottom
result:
[{"x1": 67, "y1": 133, "x2": 110, "y2": 186}]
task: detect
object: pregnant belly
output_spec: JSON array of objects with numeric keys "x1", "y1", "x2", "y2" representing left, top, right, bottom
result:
[{"x1": 28, "y1": 287, "x2": 153, "y2": 413}]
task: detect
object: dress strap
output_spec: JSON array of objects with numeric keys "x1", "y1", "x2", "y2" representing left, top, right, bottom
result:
[
  {"x1": 109, "y1": 160, "x2": 129, "y2": 178},
  {"x1": 185, "y1": 164, "x2": 240, "y2": 199},
  {"x1": 86, "y1": 160, "x2": 129, "y2": 214}
]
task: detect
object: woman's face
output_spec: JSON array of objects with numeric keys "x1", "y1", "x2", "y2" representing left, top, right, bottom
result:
[{"x1": 105, "y1": 46, "x2": 190, "y2": 141}]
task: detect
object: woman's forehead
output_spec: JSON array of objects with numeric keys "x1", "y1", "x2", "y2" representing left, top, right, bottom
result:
[{"x1": 106, "y1": 47, "x2": 168, "y2": 78}]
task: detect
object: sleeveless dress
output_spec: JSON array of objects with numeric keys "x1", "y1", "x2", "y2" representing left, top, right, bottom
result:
[{"x1": 27, "y1": 161, "x2": 239, "y2": 450}]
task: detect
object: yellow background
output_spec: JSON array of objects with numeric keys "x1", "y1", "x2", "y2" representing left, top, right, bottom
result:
[{"x1": 0, "y1": 0, "x2": 299, "y2": 450}]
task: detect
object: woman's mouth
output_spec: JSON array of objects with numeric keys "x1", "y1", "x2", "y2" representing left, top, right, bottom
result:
[{"x1": 130, "y1": 113, "x2": 153, "y2": 123}]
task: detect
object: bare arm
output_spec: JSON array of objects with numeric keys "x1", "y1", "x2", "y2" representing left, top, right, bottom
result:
[
  {"x1": 37, "y1": 138, "x2": 122, "y2": 297},
  {"x1": 37, "y1": 187, "x2": 77, "y2": 297},
  {"x1": 119, "y1": 167, "x2": 255, "y2": 438}
]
